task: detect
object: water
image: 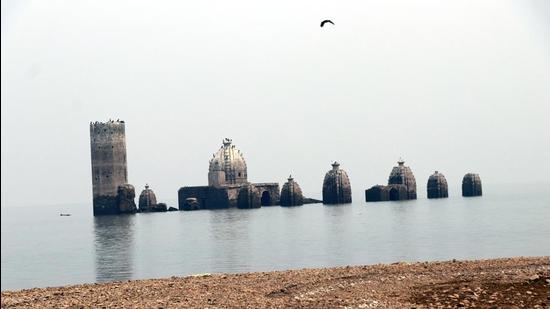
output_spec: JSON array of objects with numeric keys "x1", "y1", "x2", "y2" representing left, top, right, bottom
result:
[{"x1": 2, "y1": 183, "x2": 549, "y2": 291}]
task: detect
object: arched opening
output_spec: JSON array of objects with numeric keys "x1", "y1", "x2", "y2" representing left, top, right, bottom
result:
[
  {"x1": 261, "y1": 191, "x2": 271, "y2": 206},
  {"x1": 389, "y1": 188, "x2": 399, "y2": 201}
]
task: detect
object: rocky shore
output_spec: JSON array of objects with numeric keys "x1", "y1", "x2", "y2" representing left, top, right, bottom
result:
[{"x1": 2, "y1": 257, "x2": 549, "y2": 308}]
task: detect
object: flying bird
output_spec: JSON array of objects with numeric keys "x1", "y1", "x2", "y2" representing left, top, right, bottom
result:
[{"x1": 320, "y1": 20, "x2": 334, "y2": 27}]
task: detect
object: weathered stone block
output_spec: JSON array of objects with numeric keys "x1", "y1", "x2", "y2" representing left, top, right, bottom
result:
[
  {"x1": 365, "y1": 185, "x2": 390, "y2": 202},
  {"x1": 117, "y1": 184, "x2": 137, "y2": 213},
  {"x1": 237, "y1": 185, "x2": 261, "y2": 209}
]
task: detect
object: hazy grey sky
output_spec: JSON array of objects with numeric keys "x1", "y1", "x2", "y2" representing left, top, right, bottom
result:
[{"x1": 2, "y1": 0, "x2": 549, "y2": 207}]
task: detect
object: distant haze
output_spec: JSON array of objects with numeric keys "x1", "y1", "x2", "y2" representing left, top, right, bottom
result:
[{"x1": 2, "y1": 0, "x2": 549, "y2": 207}]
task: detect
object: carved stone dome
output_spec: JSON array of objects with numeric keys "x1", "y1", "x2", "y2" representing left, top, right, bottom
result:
[
  {"x1": 280, "y1": 175, "x2": 304, "y2": 206},
  {"x1": 427, "y1": 171, "x2": 448, "y2": 199},
  {"x1": 388, "y1": 158, "x2": 417, "y2": 200},
  {"x1": 138, "y1": 184, "x2": 157, "y2": 211},
  {"x1": 462, "y1": 173, "x2": 482, "y2": 197},
  {"x1": 322, "y1": 162, "x2": 352, "y2": 204},
  {"x1": 208, "y1": 138, "x2": 248, "y2": 187}
]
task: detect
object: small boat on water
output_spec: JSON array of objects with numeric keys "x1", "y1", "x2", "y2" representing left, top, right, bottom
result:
[{"x1": 59, "y1": 213, "x2": 71, "y2": 216}]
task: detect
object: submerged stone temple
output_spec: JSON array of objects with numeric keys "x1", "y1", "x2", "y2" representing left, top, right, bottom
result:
[
  {"x1": 280, "y1": 175, "x2": 304, "y2": 206},
  {"x1": 137, "y1": 184, "x2": 167, "y2": 212},
  {"x1": 178, "y1": 138, "x2": 280, "y2": 210},
  {"x1": 427, "y1": 171, "x2": 449, "y2": 199},
  {"x1": 90, "y1": 120, "x2": 137, "y2": 215},
  {"x1": 322, "y1": 162, "x2": 352, "y2": 204},
  {"x1": 462, "y1": 173, "x2": 482, "y2": 197},
  {"x1": 388, "y1": 159, "x2": 417, "y2": 200},
  {"x1": 365, "y1": 158, "x2": 417, "y2": 202},
  {"x1": 139, "y1": 184, "x2": 157, "y2": 210}
]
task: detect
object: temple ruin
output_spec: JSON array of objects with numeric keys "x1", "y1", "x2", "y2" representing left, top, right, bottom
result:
[
  {"x1": 365, "y1": 159, "x2": 417, "y2": 202},
  {"x1": 178, "y1": 138, "x2": 280, "y2": 210},
  {"x1": 427, "y1": 171, "x2": 449, "y2": 199},
  {"x1": 322, "y1": 162, "x2": 352, "y2": 204},
  {"x1": 280, "y1": 175, "x2": 304, "y2": 206},
  {"x1": 462, "y1": 173, "x2": 482, "y2": 197},
  {"x1": 90, "y1": 121, "x2": 482, "y2": 214}
]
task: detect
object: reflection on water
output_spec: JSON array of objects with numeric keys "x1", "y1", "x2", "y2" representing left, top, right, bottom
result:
[
  {"x1": 208, "y1": 209, "x2": 252, "y2": 272},
  {"x1": 94, "y1": 215, "x2": 135, "y2": 283}
]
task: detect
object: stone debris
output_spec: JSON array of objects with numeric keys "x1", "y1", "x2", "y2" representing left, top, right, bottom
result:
[{"x1": 2, "y1": 257, "x2": 549, "y2": 308}]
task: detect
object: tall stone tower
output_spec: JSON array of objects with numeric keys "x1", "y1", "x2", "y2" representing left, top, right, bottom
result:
[{"x1": 90, "y1": 120, "x2": 133, "y2": 215}]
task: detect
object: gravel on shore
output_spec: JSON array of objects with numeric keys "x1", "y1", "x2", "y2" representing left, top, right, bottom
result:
[{"x1": 2, "y1": 257, "x2": 549, "y2": 308}]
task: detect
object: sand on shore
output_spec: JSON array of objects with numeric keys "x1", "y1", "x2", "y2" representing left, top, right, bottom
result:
[{"x1": 2, "y1": 257, "x2": 549, "y2": 308}]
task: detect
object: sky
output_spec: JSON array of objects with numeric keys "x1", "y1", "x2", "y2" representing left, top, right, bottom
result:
[{"x1": 2, "y1": 0, "x2": 550, "y2": 207}]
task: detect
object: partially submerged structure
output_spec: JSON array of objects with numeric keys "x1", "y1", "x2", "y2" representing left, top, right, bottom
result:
[
  {"x1": 462, "y1": 173, "x2": 482, "y2": 197},
  {"x1": 388, "y1": 159, "x2": 417, "y2": 200},
  {"x1": 139, "y1": 184, "x2": 157, "y2": 211},
  {"x1": 427, "y1": 171, "x2": 449, "y2": 199},
  {"x1": 322, "y1": 162, "x2": 352, "y2": 204},
  {"x1": 138, "y1": 184, "x2": 167, "y2": 212},
  {"x1": 280, "y1": 175, "x2": 304, "y2": 206},
  {"x1": 365, "y1": 159, "x2": 417, "y2": 202},
  {"x1": 90, "y1": 120, "x2": 137, "y2": 215},
  {"x1": 178, "y1": 139, "x2": 280, "y2": 210}
]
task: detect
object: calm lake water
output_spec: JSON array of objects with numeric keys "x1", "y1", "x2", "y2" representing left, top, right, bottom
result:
[{"x1": 2, "y1": 183, "x2": 549, "y2": 291}]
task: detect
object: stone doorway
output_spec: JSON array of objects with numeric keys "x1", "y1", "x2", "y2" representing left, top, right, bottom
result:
[
  {"x1": 261, "y1": 191, "x2": 271, "y2": 206},
  {"x1": 389, "y1": 187, "x2": 399, "y2": 201}
]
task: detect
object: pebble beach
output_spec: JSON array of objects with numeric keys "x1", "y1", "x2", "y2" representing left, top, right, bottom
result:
[{"x1": 2, "y1": 257, "x2": 549, "y2": 308}]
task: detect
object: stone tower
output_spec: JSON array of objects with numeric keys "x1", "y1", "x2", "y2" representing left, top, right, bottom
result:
[
  {"x1": 388, "y1": 158, "x2": 417, "y2": 200},
  {"x1": 427, "y1": 171, "x2": 449, "y2": 199},
  {"x1": 208, "y1": 138, "x2": 248, "y2": 187},
  {"x1": 90, "y1": 120, "x2": 135, "y2": 215},
  {"x1": 280, "y1": 175, "x2": 304, "y2": 206},
  {"x1": 322, "y1": 162, "x2": 352, "y2": 204},
  {"x1": 462, "y1": 173, "x2": 482, "y2": 197}
]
